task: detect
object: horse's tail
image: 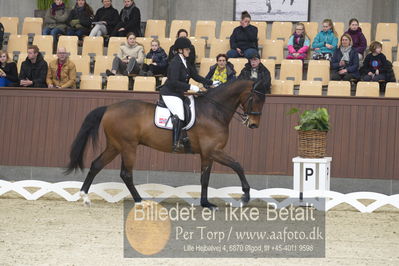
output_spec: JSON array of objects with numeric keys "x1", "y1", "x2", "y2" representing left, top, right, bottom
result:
[{"x1": 64, "y1": 106, "x2": 107, "y2": 174}]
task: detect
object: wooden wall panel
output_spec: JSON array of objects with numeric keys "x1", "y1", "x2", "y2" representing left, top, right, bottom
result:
[{"x1": 1, "y1": 88, "x2": 399, "y2": 180}]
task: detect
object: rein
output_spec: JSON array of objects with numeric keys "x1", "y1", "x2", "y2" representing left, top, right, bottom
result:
[
  {"x1": 199, "y1": 84, "x2": 266, "y2": 123},
  {"x1": 199, "y1": 93, "x2": 248, "y2": 122}
]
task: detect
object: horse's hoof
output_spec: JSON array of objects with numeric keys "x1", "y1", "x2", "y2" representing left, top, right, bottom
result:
[
  {"x1": 201, "y1": 201, "x2": 218, "y2": 210},
  {"x1": 241, "y1": 193, "x2": 250, "y2": 205},
  {"x1": 135, "y1": 200, "x2": 152, "y2": 210},
  {"x1": 80, "y1": 191, "x2": 91, "y2": 207}
]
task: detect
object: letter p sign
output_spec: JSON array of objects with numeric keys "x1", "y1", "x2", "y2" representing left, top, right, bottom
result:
[
  {"x1": 302, "y1": 163, "x2": 316, "y2": 191},
  {"x1": 305, "y1": 168, "x2": 314, "y2": 181}
]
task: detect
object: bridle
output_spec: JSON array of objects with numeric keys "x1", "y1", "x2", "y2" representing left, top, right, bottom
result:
[
  {"x1": 240, "y1": 87, "x2": 264, "y2": 126},
  {"x1": 242, "y1": 88, "x2": 264, "y2": 116}
]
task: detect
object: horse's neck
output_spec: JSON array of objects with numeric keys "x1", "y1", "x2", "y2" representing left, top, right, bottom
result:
[
  {"x1": 213, "y1": 83, "x2": 246, "y2": 110},
  {"x1": 197, "y1": 80, "x2": 251, "y2": 124}
]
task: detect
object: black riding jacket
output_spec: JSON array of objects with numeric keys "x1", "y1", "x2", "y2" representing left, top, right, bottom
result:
[{"x1": 160, "y1": 54, "x2": 212, "y2": 99}]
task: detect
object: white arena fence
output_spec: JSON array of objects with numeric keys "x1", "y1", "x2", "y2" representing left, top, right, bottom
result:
[{"x1": 1, "y1": 180, "x2": 399, "y2": 213}]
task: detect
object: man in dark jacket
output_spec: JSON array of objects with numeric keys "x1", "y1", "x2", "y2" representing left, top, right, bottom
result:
[
  {"x1": 111, "y1": 0, "x2": 141, "y2": 37},
  {"x1": 19, "y1": 45, "x2": 48, "y2": 88},
  {"x1": 238, "y1": 53, "x2": 271, "y2": 93},
  {"x1": 160, "y1": 37, "x2": 212, "y2": 151}
]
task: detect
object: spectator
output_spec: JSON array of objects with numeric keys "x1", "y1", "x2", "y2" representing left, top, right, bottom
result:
[
  {"x1": 0, "y1": 23, "x2": 4, "y2": 50},
  {"x1": 205, "y1": 54, "x2": 236, "y2": 83},
  {"x1": 227, "y1": 11, "x2": 258, "y2": 59},
  {"x1": 89, "y1": 0, "x2": 119, "y2": 37},
  {"x1": 238, "y1": 52, "x2": 271, "y2": 90},
  {"x1": 0, "y1": 50, "x2": 18, "y2": 87},
  {"x1": 46, "y1": 47, "x2": 77, "y2": 89},
  {"x1": 66, "y1": 0, "x2": 94, "y2": 39},
  {"x1": 344, "y1": 18, "x2": 367, "y2": 60},
  {"x1": 111, "y1": 0, "x2": 141, "y2": 37},
  {"x1": 331, "y1": 34, "x2": 360, "y2": 81},
  {"x1": 141, "y1": 39, "x2": 168, "y2": 76},
  {"x1": 42, "y1": 0, "x2": 70, "y2": 47},
  {"x1": 312, "y1": 19, "x2": 338, "y2": 60},
  {"x1": 286, "y1": 23, "x2": 310, "y2": 60},
  {"x1": 106, "y1": 32, "x2": 144, "y2": 76},
  {"x1": 19, "y1": 45, "x2": 48, "y2": 88},
  {"x1": 168, "y1": 29, "x2": 196, "y2": 66},
  {"x1": 360, "y1": 41, "x2": 393, "y2": 82}
]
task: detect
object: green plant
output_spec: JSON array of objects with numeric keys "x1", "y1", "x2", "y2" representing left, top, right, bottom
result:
[
  {"x1": 37, "y1": 0, "x2": 70, "y2": 10},
  {"x1": 289, "y1": 107, "x2": 330, "y2": 131}
]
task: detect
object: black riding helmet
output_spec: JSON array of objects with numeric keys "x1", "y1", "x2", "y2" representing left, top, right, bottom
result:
[{"x1": 174, "y1": 37, "x2": 192, "y2": 50}]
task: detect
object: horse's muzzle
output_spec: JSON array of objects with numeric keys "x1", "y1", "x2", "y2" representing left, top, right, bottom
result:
[{"x1": 249, "y1": 123, "x2": 258, "y2": 129}]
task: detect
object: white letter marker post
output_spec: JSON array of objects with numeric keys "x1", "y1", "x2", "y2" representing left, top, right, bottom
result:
[{"x1": 292, "y1": 157, "x2": 332, "y2": 199}]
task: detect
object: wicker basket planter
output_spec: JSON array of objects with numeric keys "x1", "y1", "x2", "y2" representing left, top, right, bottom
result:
[{"x1": 298, "y1": 130, "x2": 327, "y2": 158}]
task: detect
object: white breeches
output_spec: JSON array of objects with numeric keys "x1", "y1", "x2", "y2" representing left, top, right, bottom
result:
[{"x1": 162, "y1": 95, "x2": 185, "y2": 120}]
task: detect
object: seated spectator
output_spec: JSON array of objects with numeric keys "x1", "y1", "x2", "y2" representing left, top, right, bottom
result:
[
  {"x1": 168, "y1": 29, "x2": 196, "y2": 66},
  {"x1": 66, "y1": 0, "x2": 94, "y2": 39},
  {"x1": 345, "y1": 18, "x2": 367, "y2": 60},
  {"x1": 106, "y1": 32, "x2": 144, "y2": 76},
  {"x1": 205, "y1": 54, "x2": 236, "y2": 83},
  {"x1": 19, "y1": 45, "x2": 48, "y2": 88},
  {"x1": 0, "y1": 50, "x2": 19, "y2": 87},
  {"x1": 226, "y1": 11, "x2": 258, "y2": 60},
  {"x1": 286, "y1": 23, "x2": 310, "y2": 60},
  {"x1": 111, "y1": 0, "x2": 141, "y2": 37},
  {"x1": 89, "y1": 0, "x2": 119, "y2": 37},
  {"x1": 360, "y1": 41, "x2": 394, "y2": 82},
  {"x1": 238, "y1": 53, "x2": 271, "y2": 87},
  {"x1": 312, "y1": 19, "x2": 338, "y2": 60},
  {"x1": 42, "y1": 0, "x2": 70, "y2": 47},
  {"x1": 331, "y1": 34, "x2": 360, "y2": 81},
  {"x1": 46, "y1": 47, "x2": 77, "y2": 89},
  {"x1": 141, "y1": 39, "x2": 168, "y2": 76}
]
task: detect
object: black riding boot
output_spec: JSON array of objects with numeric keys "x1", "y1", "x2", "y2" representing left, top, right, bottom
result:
[{"x1": 171, "y1": 115, "x2": 184, "y2": 152}]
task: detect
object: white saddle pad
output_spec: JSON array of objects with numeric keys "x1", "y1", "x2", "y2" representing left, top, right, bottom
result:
[{"x1": 154, "y1": 95, "x2": 196, "y2": 130}]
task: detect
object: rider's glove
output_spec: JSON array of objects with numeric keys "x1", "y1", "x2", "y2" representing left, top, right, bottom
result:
[
  {"x1": 190, "y1": 84, "x2": 200, "y2": 92},
  {"x1": 212, "y1": 80, "x2": 222, "y2": 87}
]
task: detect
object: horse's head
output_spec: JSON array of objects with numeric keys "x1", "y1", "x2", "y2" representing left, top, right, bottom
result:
[{"x1": 240, "y1": 79, "x2": 267, "y2": 129}]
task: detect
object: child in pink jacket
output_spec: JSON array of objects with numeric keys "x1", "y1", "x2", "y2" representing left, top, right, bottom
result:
[{"x1": 286, "y1": 23, "x2": 310, "y2": 60}]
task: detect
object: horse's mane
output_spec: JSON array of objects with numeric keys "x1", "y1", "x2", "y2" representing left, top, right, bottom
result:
[{"x1": 205, "y1": 79, "x2": 253, "y2": 98}]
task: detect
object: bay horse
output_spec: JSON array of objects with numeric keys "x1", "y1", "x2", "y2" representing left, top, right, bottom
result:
[{"x1": 65, "y1": 79, "x2": 267, "y2": 208}]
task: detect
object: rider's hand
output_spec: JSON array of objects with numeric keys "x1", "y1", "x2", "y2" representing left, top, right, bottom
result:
[{"x1": 190, "y1": 84, "x2": 200, "y2": 92}]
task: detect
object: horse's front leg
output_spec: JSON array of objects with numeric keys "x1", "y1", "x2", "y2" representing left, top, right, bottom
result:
[
  {"x1": 210, "y1": 150, "x2": 250, "y2": 205},
  {"x1": 199, "y1": 157, "x2": 215, "y2": 209}
]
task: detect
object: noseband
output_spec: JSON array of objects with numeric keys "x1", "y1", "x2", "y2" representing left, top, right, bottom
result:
[{"x1": 242, "y1": 88, "x2": 263, "y2": 116}]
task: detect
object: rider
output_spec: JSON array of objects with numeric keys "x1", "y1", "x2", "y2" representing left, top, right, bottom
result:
[{"x1": 160, "y1": 37, "x2": 213, "y2": 152}]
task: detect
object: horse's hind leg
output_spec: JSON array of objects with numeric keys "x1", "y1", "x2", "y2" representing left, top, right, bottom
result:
[
  {"x1": 199, "y1": 157, "x2": 216, "y2": 208},
  {"x1": 120, "y1": 144, "x2": 142, "y2": 203},
  {"x1": 80, "y1": 145, "x2": 118, "y2": 205},
  {"x1": 210, "y1": 150, "x2": 250, "y2": 204}
]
